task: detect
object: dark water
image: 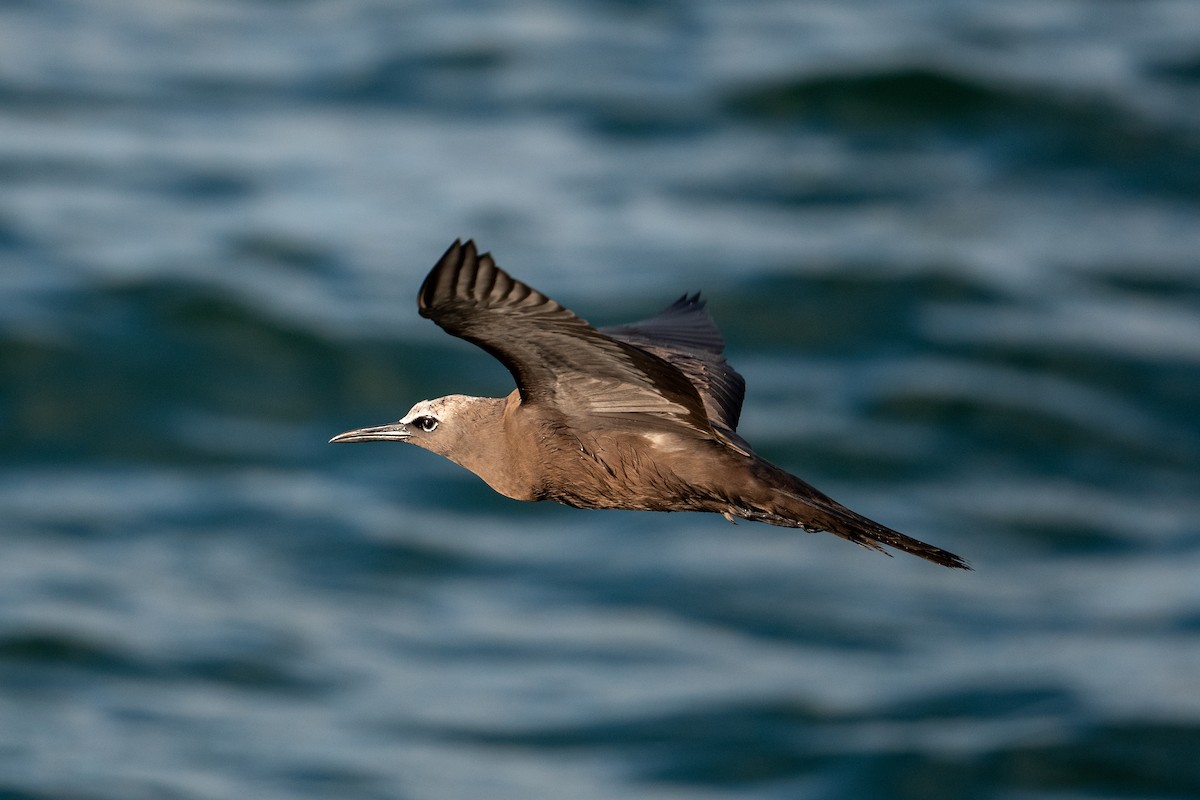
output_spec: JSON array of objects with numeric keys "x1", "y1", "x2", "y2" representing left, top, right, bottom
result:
[{"x1": 3, "y1": 2, "x2": 1200, "y2": 798}]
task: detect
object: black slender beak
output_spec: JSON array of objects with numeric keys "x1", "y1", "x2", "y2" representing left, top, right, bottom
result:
[{"x1": 329, "y1": 422, "x2": 412, "y2": 443}]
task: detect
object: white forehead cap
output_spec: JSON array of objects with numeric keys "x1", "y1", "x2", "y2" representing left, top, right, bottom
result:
[
  {"x1": 401, "y1": 399, "x2": 437, "y2": 424},
  {"x1": 400, "y1": 395, "x2": 472, "y2": 423}
]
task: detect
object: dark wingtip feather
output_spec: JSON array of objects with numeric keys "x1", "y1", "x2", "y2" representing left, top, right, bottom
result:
[
  {"x1": 667, "y1": 292, "x2": 705, "y2": 312},
  {"x1": 419, "y1": 238, "x2": 474, "y2": 317}
]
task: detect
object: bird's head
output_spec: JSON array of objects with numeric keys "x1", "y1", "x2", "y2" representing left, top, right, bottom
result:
[{"x1": 329, "y1": 395, "x2": 481, "y2": 458}]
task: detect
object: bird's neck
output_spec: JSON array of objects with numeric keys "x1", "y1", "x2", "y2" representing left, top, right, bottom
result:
[{"x1": 448, "y1": 392, "x2": 542, "y2": 502}]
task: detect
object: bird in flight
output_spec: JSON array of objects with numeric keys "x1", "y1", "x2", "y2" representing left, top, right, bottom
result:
[{"x1": 332, "y1": 240, "x2": 969, "y2": 569}]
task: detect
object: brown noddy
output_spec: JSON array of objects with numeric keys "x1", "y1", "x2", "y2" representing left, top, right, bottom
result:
[{"x1": 332, "y1": 240, "x2": 969, "y2": 569}]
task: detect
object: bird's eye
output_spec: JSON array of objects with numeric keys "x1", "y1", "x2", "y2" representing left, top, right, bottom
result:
[{"x1": 412, "y1": 416, "x2": 438, "y2": 432}]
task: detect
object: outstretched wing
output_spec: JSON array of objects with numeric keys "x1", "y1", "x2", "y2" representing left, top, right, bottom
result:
[
  {"x1": 601, "y1": 294, "x2": 746, "y2": 432},
  {"x1": 417, "y1": 240, "x2": 716, "y2": 436}
]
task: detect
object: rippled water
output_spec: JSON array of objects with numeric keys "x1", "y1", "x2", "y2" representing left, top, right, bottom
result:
[{"x1": 3, "y1": 2, "x2": 1200, "y2": 798}]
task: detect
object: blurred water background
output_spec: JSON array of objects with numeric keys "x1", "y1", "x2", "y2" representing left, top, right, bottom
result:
[{"x1": 3, "y1": 1, "x2": 1200, "y2": 798}]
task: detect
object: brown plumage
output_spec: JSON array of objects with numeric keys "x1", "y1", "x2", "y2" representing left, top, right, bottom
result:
[{"x1": 331, "y1": 240, "x2": 969, "y2": 569}]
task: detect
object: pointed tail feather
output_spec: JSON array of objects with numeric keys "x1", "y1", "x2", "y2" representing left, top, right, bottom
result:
[
  {"x1": 734, "y1": 465, "x2": 970, "y2": 569},
  {"x1": 790, "y1": 495, "x2": 971, "y2": 569}
]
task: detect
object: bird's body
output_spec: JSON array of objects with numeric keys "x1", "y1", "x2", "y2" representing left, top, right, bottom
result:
[{"x1": 332, "y1": 240, "x2": 969, "y2": 569}]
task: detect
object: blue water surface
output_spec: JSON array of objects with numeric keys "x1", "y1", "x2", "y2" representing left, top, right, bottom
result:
[{"x1": 2, "y1": 2, "x2": 1199, "y2": 798}]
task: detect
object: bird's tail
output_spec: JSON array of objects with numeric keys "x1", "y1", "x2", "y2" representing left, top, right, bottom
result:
[{"x1": 738, "y1": 464, "x2": 971, "y2": 569}]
